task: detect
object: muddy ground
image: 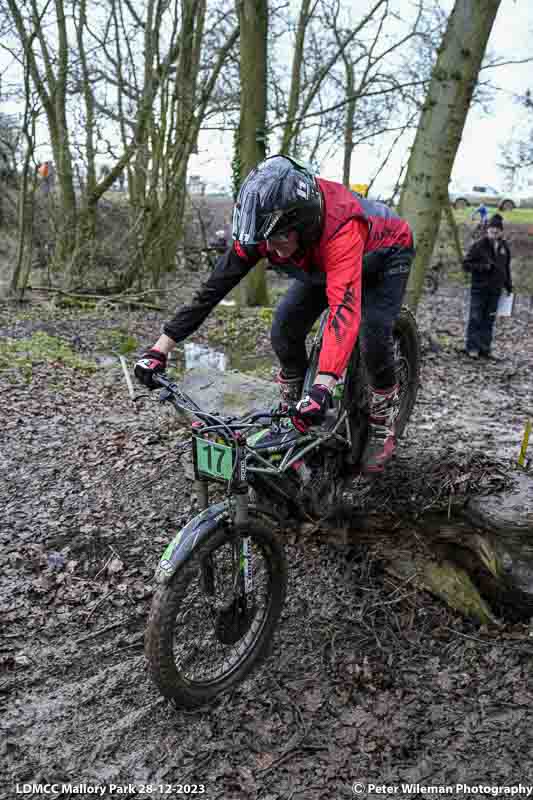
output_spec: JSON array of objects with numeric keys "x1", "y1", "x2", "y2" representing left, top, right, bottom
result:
[{"x1": 1, "y1": 284, "x2": 533, "y2": 799}]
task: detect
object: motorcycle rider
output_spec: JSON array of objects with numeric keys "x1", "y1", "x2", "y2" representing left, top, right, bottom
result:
[{"x1": 135, "y1": 155, "x2": 414, "y2": 473}]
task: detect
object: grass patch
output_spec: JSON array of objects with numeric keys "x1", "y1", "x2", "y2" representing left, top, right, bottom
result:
[
  {"x1": 258, "y1": 307, "x2": 274, "y2": 325},
  {"x1": 453, "y1": 207, "x2": 533, "y2": 225},
  {"x1": 207, "y1": 305, "x2": 270, "y2": 348},
  {"x1": 96, "y1": 327, "x2": 139, "y2": 355},
  {"x1": 54, "y1": 295, "x2": 98, "y2": 310},
  {"x1": 0, "y1": 331, "x2": 96, "y2": 383}
]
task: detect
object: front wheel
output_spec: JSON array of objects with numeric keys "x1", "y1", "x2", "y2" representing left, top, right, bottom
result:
[{"x1": 145, "y1": 519, "x2": 287, "y2": 707}]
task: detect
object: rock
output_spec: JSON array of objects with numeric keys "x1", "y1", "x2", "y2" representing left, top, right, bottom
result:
[
  {"x1": 107, "y1": 557, "x2": 124, "y2": 574},
  {"x1": 181, "y1": 367, "x2": 279, "y2": 416}
]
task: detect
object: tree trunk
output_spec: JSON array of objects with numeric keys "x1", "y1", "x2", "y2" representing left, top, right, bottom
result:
[
  {"x1": 280, "y1": 0, "x2": 312, "y2": 155},
  {"x1": 52, "y1": 0, "x2": 78, "y2": 267},
  {"x1": 398, "y1": 0, "x2": 501, "y2": 310},
  {"x1": 238, "y1": 0, "x2": 269, "y2": 307},
  {"x1": 11, "y1": 157, "x2": 36, "y2": 295},
  {"x1": 71, "y1": 0, "x2": 98, "y2": 282},
  {"x1": 342, "y1": 58, "x2": 355, "y2": 187},
  {"x1": 443, "y1": 202, "x2": 463, "y2": 264},
  {"x1": 10, "y1": 30, "x2": 38, "y2": 295}
]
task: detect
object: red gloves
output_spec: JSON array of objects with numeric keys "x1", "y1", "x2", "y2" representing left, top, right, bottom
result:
[
  {"x1": 292, "y1": 384, "x2": 332, "y2": 431},
  {"x1": 134, "y1": 349, "x2": 167, "y2": 389}
]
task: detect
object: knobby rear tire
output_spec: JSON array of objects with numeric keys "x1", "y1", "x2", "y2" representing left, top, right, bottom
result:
[
  {"x1": 393, "y1": 306, "x2": 420, "y2": 439},
  {"x1": 145, "y1": 519, "x2": 287, "y2": 708},
  {"x1": 304, "y1": 305, "x2": 420, "y2": 466}
]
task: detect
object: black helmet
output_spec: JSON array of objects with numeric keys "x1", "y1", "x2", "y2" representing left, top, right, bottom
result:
[{"x1": 232, "y1": 155, "x2": 323, "y2": 246}]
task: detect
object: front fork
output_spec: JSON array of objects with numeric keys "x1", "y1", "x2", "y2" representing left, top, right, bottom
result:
[
  {"x1": 193, "y1": 479, "x2": 208, "y2": 511},
  {"x1": 196, "y1": 477, "x2": 252, "y2": 600},
  {"x1": 233, "y1": 492, "x2": 252, "y2": 596}
]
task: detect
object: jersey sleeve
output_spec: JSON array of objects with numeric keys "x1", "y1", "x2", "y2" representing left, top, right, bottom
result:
[
  {"x1": 163, "y1": 242, "x2": 260, "y2": 342},
  {"x1": 317, "y1": 219, "x2": 365, "y2": 378}
]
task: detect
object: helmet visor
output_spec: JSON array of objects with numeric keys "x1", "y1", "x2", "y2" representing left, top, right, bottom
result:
[
  {"x1": 232, "y1": 190, "x2": 261, "y2": 244},
  {"x1": 233, "y1": 195, "x2": 290, "y2": 244}
]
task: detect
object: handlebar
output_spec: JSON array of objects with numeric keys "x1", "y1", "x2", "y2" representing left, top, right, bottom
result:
[
  {"x1": 152, "y1": 371, "x2": 295, "y2": 432},
  {"x1": 146, "y1": 372, "x2": 349, "y2": 475}
]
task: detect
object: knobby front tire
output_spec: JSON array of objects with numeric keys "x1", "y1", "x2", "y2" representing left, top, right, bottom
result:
[{"x1": 145, "y1": 519, "x2": 287, "y2": 708}]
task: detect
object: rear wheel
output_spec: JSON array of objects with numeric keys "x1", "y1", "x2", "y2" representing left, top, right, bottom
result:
[
  {"x1": 341, "y1": 343, "x2": 369, "y2": 466},
  {"x1": 343, "y1": 306, "x2": 420, "y2": 462},
  {"x1": 145, "y1": 519, "x2": 287, "y2": 707},
  {"x1": 392, "y1": 306, "x2": 420, "y2": 438},
  {"x1": 454, "y1": 198, "x2": 468, "y2": 210},
  {"x1": 304, "y1": 306, "x2": 420, "y2": 463}
]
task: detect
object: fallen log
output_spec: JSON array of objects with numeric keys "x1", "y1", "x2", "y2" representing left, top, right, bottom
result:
[
  {"x1": 320, "y1": 463, "x2": 533, "y2": 623},
  {"x1": 26, "y1": 285, "x2": 163, "y2": 311}
]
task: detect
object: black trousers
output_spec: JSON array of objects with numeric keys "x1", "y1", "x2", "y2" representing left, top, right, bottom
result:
[
  {"x1": 466, "y1": 285, "x2": 501, "y2": 354},
  {"x1": 270, "y1": 249, "x2": 412, "y2": 389}
]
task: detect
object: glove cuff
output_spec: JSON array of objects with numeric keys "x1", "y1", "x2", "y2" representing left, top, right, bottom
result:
[
  {"x1": 145, "y1": 348, "x2": 167, "y2": 366},
  {"x1": 311, "y1": 384, "x2": 332, "y2": 407}
]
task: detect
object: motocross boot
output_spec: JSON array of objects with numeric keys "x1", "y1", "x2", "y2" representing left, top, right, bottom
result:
[
  {"x1": 275, "y1": 371, "x2": 304, "y2": 406},
  {"x1": 360, "y1": 384, "x2": 400, "y2": 474}
]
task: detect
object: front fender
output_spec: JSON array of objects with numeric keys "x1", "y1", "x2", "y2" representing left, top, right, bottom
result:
[{"x1": 155, "y1": 501, "x2": 231, "y2": 584}]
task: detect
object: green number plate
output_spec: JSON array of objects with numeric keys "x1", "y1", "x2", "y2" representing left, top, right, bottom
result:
[{"x1": 194, "y1": 436, "x2": 234, "y2": 481}]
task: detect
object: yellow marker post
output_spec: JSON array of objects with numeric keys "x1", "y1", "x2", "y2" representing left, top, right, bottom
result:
[{"x1": 518, "y1": 419, "x2": 532, "y2": 467}]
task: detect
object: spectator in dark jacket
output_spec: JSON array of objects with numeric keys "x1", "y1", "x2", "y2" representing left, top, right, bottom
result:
[{"x1": 463, "y1": 213, "x2": 512, "y2": 359}]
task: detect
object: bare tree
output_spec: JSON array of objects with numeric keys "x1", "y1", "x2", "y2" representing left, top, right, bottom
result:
[
  {"x1": 3, "y1": 0, "x2": 239, "y2": 289},
  {"x1": 119, "y1": 0, "x2": 239, "y2": 288},
  {"x1": 4, "y1": 14, "x2": 41, "y2": 294},
  {"x1": 267, "y1": 0, "x2": 431, "y2": 181},
  {"x1": 279, "y1": 0, "x2": 316, "y2": 155},
  {"x1": 276, "y1": 0, "x2": 387, "y2": 155},
  {"x1": 5, "y1": 0, "x2": 79, "y2": 265},
  {"x1": 332, "y1": 0, "x2": 427, "y2": 186},
  {"x1": 398, "y1": 0, "x2": 502, "y2": 310},
  {"x1": 500, "y1": 90, "x2": 533, "y2": 186}
]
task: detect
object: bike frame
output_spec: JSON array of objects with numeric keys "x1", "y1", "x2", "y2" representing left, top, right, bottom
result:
[
  {"x1": 154, "y1": 374, "x2": 351, "y2": 519},
  {"x1": 143, "y1": 299, "x2": 417, "y2": 591}
]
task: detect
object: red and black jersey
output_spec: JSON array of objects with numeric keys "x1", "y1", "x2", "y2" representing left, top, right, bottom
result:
[{"x1": 164, "y1": 178, "x2": 413, "y2": 378}]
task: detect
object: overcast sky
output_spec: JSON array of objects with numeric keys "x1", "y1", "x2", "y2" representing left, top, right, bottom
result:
[
  {"x1": 2, "y1": 0, "x2": 531, "y2": 194},
  {"x1": 189, "y1": 0, "x2": 533, "y2": 193}
]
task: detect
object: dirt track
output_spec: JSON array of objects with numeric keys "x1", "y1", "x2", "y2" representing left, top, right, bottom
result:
[{"x1": 1, "y1": 289, "x2": 533, "y2": 799}]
